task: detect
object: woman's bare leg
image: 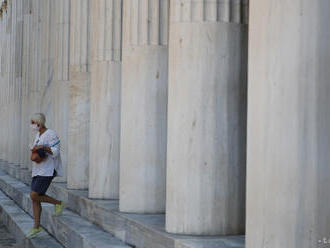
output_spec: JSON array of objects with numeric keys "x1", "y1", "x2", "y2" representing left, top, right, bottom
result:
[
  {"x1": 32, "y1": 200, "x2": 41, "y2": 228},
  {"x1": 30, "y1": 191, "x2": 61, "y2": 229},
  {"x1": 38, "y1": 194, "x2": 61, "y2": 205}
]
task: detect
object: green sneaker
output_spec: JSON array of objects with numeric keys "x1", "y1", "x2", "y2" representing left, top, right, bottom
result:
[
  {"x1": 27, "y1": 227, "x2": 44, "y2": 238},
  {"x1": 53, "y1": 201, "x2": 66, "y2": 216}
]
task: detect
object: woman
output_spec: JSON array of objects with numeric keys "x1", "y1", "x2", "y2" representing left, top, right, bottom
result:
[{"x1": 27, "y1": 113, "x2": 66, "y2": 238}]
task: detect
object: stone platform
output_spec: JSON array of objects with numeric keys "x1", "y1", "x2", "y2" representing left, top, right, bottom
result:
[{"x1": 0, "y1": 160, "x2": 245, "y2": 248}]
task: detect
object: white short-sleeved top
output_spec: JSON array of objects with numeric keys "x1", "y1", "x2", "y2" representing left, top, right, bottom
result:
[{"x1": 32, "y1": 129, "x2": 64, "y2": 178}]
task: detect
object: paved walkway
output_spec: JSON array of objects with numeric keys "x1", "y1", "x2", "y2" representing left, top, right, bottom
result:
[{"x1": 0, "y1": 223, "x2": 16, "y2": 248}]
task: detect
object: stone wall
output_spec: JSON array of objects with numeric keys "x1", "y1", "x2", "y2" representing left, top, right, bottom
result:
[{"x1": 0, "y1": 0, "x2": 248, "y2": 236}]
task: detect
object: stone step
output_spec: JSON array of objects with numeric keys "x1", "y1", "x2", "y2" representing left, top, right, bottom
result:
[
  {"x1": 0, "y1": 189, "x2": 63, "y2": 248},
  {"x1": 0, "y1": 161, "x2": 31, "y2": 186},
  {"x1": 0, "y1": 160, "x2": 245, "y2": 248},
  {"x1": 0, "y1": 168, "x2": 131, "y2": 248},
  {"x1": 0, "y1": 223, "x2": 17, "y2": 248}
]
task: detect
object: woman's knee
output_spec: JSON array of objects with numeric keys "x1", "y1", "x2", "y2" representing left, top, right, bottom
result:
[{"x1": 30, "y1": 191, "x2": 40, "y2": 201}]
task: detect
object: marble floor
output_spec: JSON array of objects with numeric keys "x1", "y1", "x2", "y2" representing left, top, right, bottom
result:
[{"x1": 0, "y1": 223, "x2": 16, "y2": 248}]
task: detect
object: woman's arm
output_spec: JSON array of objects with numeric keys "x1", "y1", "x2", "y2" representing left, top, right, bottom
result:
[
  {"x1": 32, "y1": 145, "x2": 54, "y2": 155},
  {"x1": 43, "y1": 146, "x2": 53, "y2": 155},
  {"x1": 44, "y1": 131, "x2": 61, "y2": 158}
]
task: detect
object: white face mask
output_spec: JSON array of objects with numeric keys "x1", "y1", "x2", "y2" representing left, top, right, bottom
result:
[{"x1": 30, "y1": 124, "x2": 40, "y2": 131}]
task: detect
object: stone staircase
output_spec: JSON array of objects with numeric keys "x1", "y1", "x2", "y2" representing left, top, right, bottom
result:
[
  {"x1": 0, "y1": 190, "x2": 63, "y2": 248},
  {"x1": 0, "y1": 160, "x2": 245, "y2": 248}
]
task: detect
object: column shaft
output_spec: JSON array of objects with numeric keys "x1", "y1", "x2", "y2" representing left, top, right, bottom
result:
[
  {"x1": 88, "y1": 0, "x2": 122, "y2": 199},
  {"x1": 166, "y1": 0, "x2": 248, "y2": 235},
  {"x1": 67, "y1": 0, "x2": 90, "y2": 189},
  {"x1": 50, "y1": 0, "x2": 70, "y2": 182},
  {"x1": 20, "y1": 0, "x2": 32, "y2": 168},
  {"x1": 119, "y1": 0, "x2": 169, "y2": 213},
  {"x1": 246, "y1": 1, "x2": 330, "y2": 247}
]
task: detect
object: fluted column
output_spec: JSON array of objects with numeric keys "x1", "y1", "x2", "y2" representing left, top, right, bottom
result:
[
  {"x1": 29, "y1": 0, "x2": 42, "y2": 111},
  {"x1": 0, "y1": 14, "x2": 4, "y2": 160},
  {"x1": 67, "y1": 0, "x2": 90, "y2": 189},
  {"x1": 246, "y1": 1, "x2": 330, "y2": 247},
  {"x1": 50, "y1": 0, "x2": 70, "y2": 182},
  {"x1": 166, "y1": 0, "x2": 248, "y2": 235},
  {"x1": 88, "y1": 0, "x2": 122, "y2": 199},
  {"x1": 13, "y1": 0, "x2": 23, "y2": 166},
  {"x1": 0, "y1": 4, "x2": 11, "y2": 163},
  {"x1": 25, "y1": 0, "x2": 42, "y2": 173},
  {"x1": 6, "y1": 1, "x2": 17, "y2": 164},
  {"x1": 20, "y1": 0, "x2": 33, "y2": 168},
  {"x1": 119, "y1": 0, "x2": 169, "y2": 213},
  {"x1": 3, "y1": 0, "x2": 22, "y2": 166},
  {"x1": 19, "y1": 0, "x2": 32, "y2": 168},
  {"x1": 0, "y1": 15, "x2": 4, "y2": 160},
  {"x1": 4, "y1": 2, "x2": 12, "y2": 164}
]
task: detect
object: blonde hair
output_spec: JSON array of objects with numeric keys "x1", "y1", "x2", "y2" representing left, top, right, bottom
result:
[{"x1": 31, "y1": 113, "x2": 46, "y2": 127}]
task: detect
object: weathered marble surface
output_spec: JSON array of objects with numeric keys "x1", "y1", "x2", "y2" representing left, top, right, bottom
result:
[
  {"x1": 88, "y1": 0, "x2": 122, "y2": 199},
  {"x1": 166, "y1": 2, "x2": 248, "y2": 235},
  {"x1": 67, "y1": 0, "x2": 90, "y2": 190},
  {"x1": 48, "y1": 0, "x2": 70, "y2": 183},
  {"x1": 89, "y1": 61, "x2": 121, "y2": 199},
  {"x1": 119, "y1": 0, "x2": 169, "y2": 214},
  {"x1": 0, "y1": 1, "x2": 23, "y2": 167},
  {"x1": 246, "y1": 1, "x2": 330, "y2": 248},
  {"x1": 49, "y1": 81, "x2": 69, "y2": 183},
  {"x1": 20, "y1": 0, "x2": 35, "y2": 170},
  {"x1": 68, "y1": 72, "x2": 90, "y2": 189}
]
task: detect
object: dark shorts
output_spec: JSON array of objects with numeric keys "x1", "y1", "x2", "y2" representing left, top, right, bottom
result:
[{"x1": 31, "y1": 170, "x2": 57, "y2": 195}]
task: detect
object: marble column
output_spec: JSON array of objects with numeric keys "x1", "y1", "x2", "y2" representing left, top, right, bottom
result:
[
  {"x1": 26, "y1": 0, "x2": 42, "y2": 173},
  {"x1": 5, "y1": 9, "x2": 11, "y2": 163},
  {"x1": 246, "y1": 1, "x2": 330, "y2": 247},
  {"x1": 88, "y1": 0, "x2": 122, "y2": 199},
  {"x1": 7, "y1": 1, "x2": 14, "y2": 164},
  {"x1": 18, "y1": 0, "x2": 32, "y2": 169},
  {"x1": 0, "y1": 6, "x2": 11, "y2": 163},
  {"x1": 166, "y1": 0, "x2": 248, "y2": 235},
  {"x1": 7, "y1": 0, "x2": 22, "y2": 166},
  {"x1": 50, "y1": 0, "x2": 70, "y2": 182},
  {"x1": 67, "y1": 0, "x2": 90, "y2": 189},
  {"x1": 2, "y1": 7, "x2": 8, "y2": 162},
  {"x1": 119, "y1": 0, "x2": 169, "y2": 213},
  {"x1": 6, "y1": 1, "x2": 17, "y2": 164},
  {"x1": 12, "y1": 0, "x2": 23, "y2": 166},
  {"x1": 0, "y1": 14, "x2": 4, "y2": 160},
  {"x1": 0, "y1": 15, "x2": 3, "y2": 160},
  {"x1": 20, "y1": 0, "x2": 33, "y2": 168}
]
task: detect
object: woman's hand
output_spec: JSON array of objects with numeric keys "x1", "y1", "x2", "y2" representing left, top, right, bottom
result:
[
  {"x1": 31, "y1": 145, "x2": 43, "y2": 152},
  {"x1": 31, "y1": 145, "x2": 53, "y2": 155}
]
